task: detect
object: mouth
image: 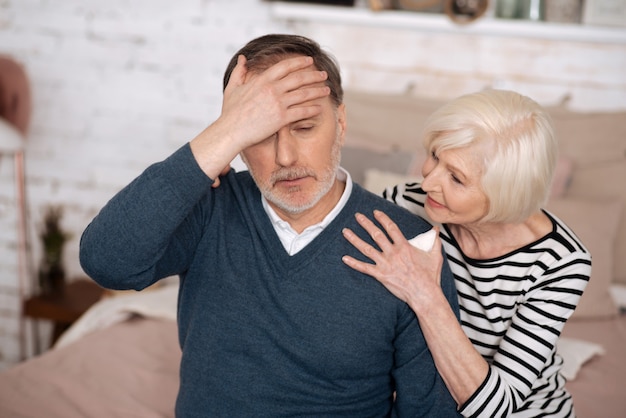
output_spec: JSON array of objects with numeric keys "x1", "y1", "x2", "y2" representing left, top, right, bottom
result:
[
  {"x1": 271, "y1": 168, "x2": 315, "y2": 188},
  {"x1": 274, "y1": 177, "x2": 307, "y2": 188},
  {"x1": 426, "y1": 195, "x2": 445, "y2": 209}
]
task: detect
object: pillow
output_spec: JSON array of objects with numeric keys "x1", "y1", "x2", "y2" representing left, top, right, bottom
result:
[
  {"x1": 549, "y1": 156, "x2": 574, "y2": 198},
  {"x1": 556, "y1": 337, "x2": 604, "y2": 380},
  {"x1": 546, "y1": 197, "x2": 622, "y2": 320},
  {"x1": 341, "y1": 146, "x2": 414, "y2": 185},
  {"x1": 102, "y1": 275, "x2": 178, "y2": 299},
  {"x1": 566, "y1": 162, "x2": 626, "y2": 285},
  {"x1": 343, "y1": 90, "x2": 444, "y2": 153},
  {"x1": 609, "y1": 284, "x2": 626, "y2": 310},
  {"x1": 549, "y1": 107, "x2": 626, "y2": 168},
  {"x1": 363, "y1": 168, "x2": 422, "y2": 195},
  {"x1": 56, "y1": 282, "x2": 179, "y2": 350}
]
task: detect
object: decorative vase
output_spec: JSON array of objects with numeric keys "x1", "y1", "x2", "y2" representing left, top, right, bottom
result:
[{"x1": 38, "y1": 206, "x2": 70, "y2": 295}]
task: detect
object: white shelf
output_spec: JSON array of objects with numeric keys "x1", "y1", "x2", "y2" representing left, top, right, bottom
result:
[{"x1": 270, "y1": 2, "x2": 626, "y2": 44}]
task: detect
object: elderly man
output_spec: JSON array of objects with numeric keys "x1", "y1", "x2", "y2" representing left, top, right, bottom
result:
[{"x1": 80, "y1": 34, "x2": 460, "y2": 417}]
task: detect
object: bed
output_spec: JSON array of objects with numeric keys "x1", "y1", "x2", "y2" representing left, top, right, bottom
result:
[
  {"x1": 1, "y1": 90, "x2": 625, "y2": 417},
  {"x1": 0, "y1": 282, "x2": 624, "y2": 418}
]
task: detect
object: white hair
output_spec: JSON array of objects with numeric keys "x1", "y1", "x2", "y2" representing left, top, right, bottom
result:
[{"x1": 422, "y1": 89, "x2": 557, "y2": 223}]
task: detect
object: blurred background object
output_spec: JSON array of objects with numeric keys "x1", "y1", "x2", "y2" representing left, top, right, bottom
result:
[{"x1": 545, "y1": 0, "x2": 582, "y2": 23}]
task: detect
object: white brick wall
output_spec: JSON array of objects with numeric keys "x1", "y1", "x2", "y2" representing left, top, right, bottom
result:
[
  {"x1": 0, "y1": 0, "x2": 288, "y2": 370},
  {"x1": 0, "y1": 0, "x2": 624, "y2": 369}
]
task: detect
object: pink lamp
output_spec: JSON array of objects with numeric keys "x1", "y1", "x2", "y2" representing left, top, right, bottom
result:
[
  {"x1": 0, "y1": 117, "x2": 23, "y2": 151},
  {"x1": 0, "y1": 117, "x2": 32, "y2": 360},
  {"x1": 0, "y1": 55, "x2": 33, "y2": 361}
]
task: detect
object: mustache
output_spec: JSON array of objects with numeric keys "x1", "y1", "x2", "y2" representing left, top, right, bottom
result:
[{"x1": 270, "y1": 167, "x2": 316, "y2": 186}]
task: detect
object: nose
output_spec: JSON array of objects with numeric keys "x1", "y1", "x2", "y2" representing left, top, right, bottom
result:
[
  {"x1": 421, "y1": 172, "x2": 433, "y2": 192},
  {"x1": 275, "y1": 127, "x2": 298, "y2": 167},
  {"x1": 421, "y1": 163, "x2": 440, "y2": 193}
]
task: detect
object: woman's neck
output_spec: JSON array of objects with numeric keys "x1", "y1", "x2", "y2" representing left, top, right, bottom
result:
[{"x1": 448, "y1": 211, "x2": 552, "y2": 260}]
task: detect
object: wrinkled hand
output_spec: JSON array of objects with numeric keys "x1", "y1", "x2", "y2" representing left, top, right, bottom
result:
[
  {"x1": 221, "y1": 54, "x2": 330, "y2": 149},
  {"x1": 342, "y1": 210, "x2": 443, "y2": 307},
  {"x1": 190, "y1": 55, "x2": 330, "y2": 179}
]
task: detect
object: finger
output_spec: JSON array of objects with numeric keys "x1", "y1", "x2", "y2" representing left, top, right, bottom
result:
[
  {"x1": 341, "y1": 254, "x2": 378, "y2": 277},
  {"x1": 262, "y1": 56, "x2": 329, "y2": 96},
  {"x1": 282, "y1": 68, "x2": 328, "y2": 96},
  {"x1": 342, "y1": 227, "x2": 383, "y2": 263},
  {"x1": 431, "y1": 226, "x2": 443, "y2": 256},
  {"x1": 284, "y1": 84, "x2": 331, "y2": 109},
  {"x1": 373, "y1": 210, "x2": 407, "y2": 244},
  {"x1": 354, "y1": 213, "x2": 394, "y2": 253},
  {"x1": 282, "y1": 104, "x2": 327, "y2": 127},
  {"x1": 264, "y1": 56, "x2": 318, "y2": 82},
  {"x1": 224, "y1": 55, "x2": 247, "y2": 93}
]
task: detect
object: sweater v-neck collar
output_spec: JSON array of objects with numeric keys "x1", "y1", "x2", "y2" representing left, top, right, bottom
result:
[
  {"x1": 260, "y1": 168, "x2": 352, "y2": 256},
  {"x1": 250, "y1": 182, "x2": 362, "y2": 271}
]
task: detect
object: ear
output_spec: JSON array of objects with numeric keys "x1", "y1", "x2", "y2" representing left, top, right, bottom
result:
[{"x1": 336, "y1": 103, "x2": 347, "y2": 146}]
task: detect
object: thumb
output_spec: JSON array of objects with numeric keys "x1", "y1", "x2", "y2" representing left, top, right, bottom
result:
[
  {"x1": 225, "y1": 55, "x2": 247, "y2": 92},
  {"x1": 430, "y1": 226, "x2": 443, "y2": 256}
]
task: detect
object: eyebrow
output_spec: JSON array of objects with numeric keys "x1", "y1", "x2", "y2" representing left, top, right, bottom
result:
[
  {"x1": 292, "y1": 114, "x2": 321, "y2": 124},
  {"x1": 444, "y1": 158, "x2": 469, "y2": 182}
]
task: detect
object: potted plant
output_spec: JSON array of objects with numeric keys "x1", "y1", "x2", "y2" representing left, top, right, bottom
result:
[{"x1": 38, "y1": 205, "x2": 71, "y2": 294}]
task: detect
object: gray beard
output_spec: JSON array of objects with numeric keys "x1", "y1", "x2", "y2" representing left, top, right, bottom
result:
[{"x1": 244, "y1": 135, "x2": 342, "y2": 215}]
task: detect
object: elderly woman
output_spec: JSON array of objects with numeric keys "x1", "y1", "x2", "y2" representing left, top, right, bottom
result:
[{"x1": 342, "y1": 89, "x2": 591, "y2": 417}]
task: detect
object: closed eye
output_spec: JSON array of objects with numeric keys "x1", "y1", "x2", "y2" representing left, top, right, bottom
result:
[{"x1": 292, "y1": 123, "x2": 316, "y2": 136}]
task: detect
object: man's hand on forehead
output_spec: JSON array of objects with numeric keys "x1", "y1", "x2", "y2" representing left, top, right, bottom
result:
[
  {"x1": 220, "y1": 54, "x2": 330, "y2": 145},
  {"x1": 246, "y1": 55, "x2": 328, "y2": 95},
  {"x1": 203, "y1": 56, "x2": 332, "y2": 188}
]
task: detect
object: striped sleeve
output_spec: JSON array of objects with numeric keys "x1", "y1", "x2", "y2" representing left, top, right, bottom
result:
[
  {"x1": 384, "y1": 184, "x2": 591, "y2": 417},
  {"x1": 382, "y1": 182, "x2": 429, "y2": 220},
  {"x1": 458, "y1": 250, "x2": 590, "y2": 417}
]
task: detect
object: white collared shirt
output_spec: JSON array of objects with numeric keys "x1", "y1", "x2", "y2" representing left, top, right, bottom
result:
[{"x1": 262, "y1": 167, "x2": 353, "y2": 255}]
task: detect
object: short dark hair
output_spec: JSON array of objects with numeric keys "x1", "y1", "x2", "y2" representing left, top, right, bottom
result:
[{"x1": 223, "y1": 34, "x2": 343, "y2": 106}]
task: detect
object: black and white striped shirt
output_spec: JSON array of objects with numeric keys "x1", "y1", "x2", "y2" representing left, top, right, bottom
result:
[{"x1": 384, "y1": 183, "x2": 591, "y2": 417}]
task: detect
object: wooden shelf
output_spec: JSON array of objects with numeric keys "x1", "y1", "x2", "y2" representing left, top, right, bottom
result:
[{"x1": 269, "y1": 2, "x2": 626, "y2": 44}]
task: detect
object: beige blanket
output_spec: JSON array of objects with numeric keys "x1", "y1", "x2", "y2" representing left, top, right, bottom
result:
[{"x1": 0, "y1": 318, "x2": 180, "y2": 418}]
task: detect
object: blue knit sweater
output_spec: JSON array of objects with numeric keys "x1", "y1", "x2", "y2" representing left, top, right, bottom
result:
[{"x1": 80, "y1": 144, "x2": 460, "y2": 417}]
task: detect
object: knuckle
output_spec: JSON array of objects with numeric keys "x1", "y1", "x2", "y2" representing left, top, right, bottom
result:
[
  {"x1": 371, "y1": 229, "x2": 385, "y2": 241},
  {"x1": 363, "y1": 245, "x2": 376, "y2": 257}
]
